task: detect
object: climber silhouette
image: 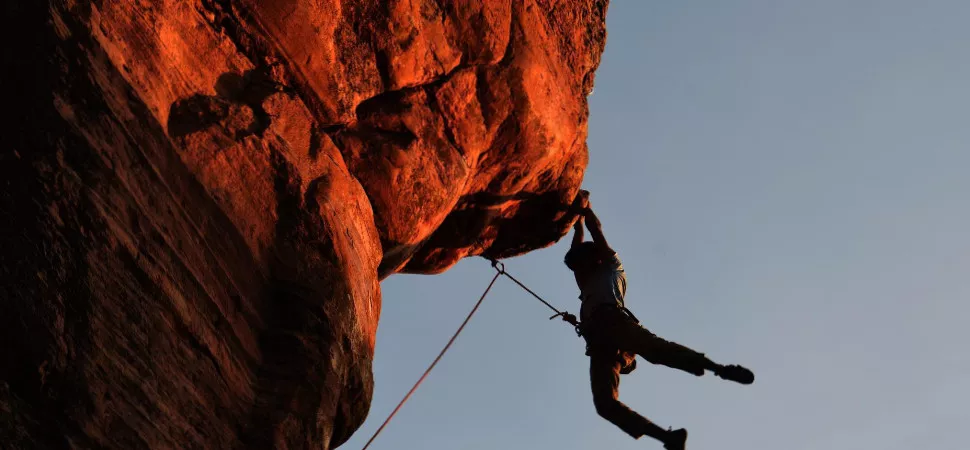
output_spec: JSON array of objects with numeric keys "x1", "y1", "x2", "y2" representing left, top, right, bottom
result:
[{"x1": 560, "y1": 190, "x2": 754, "y2": 450}]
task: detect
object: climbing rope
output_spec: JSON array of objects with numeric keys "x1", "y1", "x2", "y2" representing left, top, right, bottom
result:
[
  {"x1": 360, "y1": 268, "x2": 501, "y2": 450},
  {"x1": 490, "y1": 258, "x2": 583, "y2": 334},
  {"x1": 360, "y1": 258, "x2": 577, "y2": 450}
]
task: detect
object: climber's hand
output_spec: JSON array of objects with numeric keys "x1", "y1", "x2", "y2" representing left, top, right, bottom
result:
[{"x1": 569, "y1": 189, "x2": 589, "y2": 212}]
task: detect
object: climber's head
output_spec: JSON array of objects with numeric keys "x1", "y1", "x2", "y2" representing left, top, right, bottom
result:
[{"x1": 564, "y1": 241, "x2": 606, "y2": 274}]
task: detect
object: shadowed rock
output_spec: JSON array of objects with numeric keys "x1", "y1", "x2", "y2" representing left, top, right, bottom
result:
[{"x1": 0, "y1": 0, "x2": 609, "y2": 448}]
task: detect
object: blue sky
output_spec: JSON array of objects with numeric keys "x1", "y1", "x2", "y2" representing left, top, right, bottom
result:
[{"x1": 344, "y1": 2, "x2": 970, "y2": 449}]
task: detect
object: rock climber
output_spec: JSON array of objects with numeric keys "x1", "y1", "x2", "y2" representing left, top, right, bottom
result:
[{"x1": 560, "y1": 190, "x2": 755, "y2": 450}]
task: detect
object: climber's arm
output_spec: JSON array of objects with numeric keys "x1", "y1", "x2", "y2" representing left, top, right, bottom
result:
[
  {"x1": 583, "y1": 207, "x2": 613, "y2": 253},
  {"x1": 571, "y1": 216, "x2": 585, "y2": 249},
  {"x1": 570, "y1": 189, "x2": 589, "y2": 249}
]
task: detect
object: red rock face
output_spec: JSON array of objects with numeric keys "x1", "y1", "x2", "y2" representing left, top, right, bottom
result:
[{"x1": 1, "y1": 0, "x2": 608, "y2": 448}]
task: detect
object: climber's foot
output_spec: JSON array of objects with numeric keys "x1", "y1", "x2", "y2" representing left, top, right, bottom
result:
[
  {"x1": 663, "y1": 428, "x2": 687, "y2": 450},
  {"x1": 714, "y1": 364, "x2": 755, "y2": 385}
]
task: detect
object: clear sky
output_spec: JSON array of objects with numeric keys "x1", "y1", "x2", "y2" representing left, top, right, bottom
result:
[{"x1": 344, "y1": 1, "x2": 970, "y2": 449}]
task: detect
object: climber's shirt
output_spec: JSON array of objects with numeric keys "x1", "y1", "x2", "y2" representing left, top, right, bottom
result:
[{"x1": 578, "y1": 251, "x2": 627, "y2": 323}]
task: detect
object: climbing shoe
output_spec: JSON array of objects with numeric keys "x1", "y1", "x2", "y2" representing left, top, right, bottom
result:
[
  {"x1": 714, "y1": 364, "x2": 754, "y2": 385},
  {"x1": 663, "y1": 428, "x2": 687, "y2": 450}
]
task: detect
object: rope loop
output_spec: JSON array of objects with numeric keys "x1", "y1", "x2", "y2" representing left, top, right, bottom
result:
[{"x1": 488, "y1": 257, "x2": 505, "y2": 274}]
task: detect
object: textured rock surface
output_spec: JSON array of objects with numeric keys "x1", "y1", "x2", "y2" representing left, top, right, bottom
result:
[{"x1": 1, "y1": 0, "x2": 608, "y2": 448}]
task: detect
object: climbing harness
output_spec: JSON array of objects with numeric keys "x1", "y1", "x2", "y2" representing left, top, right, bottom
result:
[{"x1": 360, "y1": 257, "x2": 579, "y2": 450}]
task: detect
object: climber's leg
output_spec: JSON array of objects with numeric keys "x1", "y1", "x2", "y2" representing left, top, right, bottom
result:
[
  {"x1": 589, "y1": 350, "x2": 668, "y2": 441},
  {"x1": 612, "y1": 317, "x2": 755, "y2": 383},
  {"x1": 614, "y1": 318, "x2": 717, "y2": 376}
]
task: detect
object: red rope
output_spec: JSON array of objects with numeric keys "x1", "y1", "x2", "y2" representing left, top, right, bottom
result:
[{"x1": 360, "y1": 270, "x2": 503, "y2": 450}]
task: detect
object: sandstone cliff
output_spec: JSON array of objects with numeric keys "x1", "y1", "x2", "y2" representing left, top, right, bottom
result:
[{"x1": 0, "y1": 1, "x2": 609, "y2": 448}]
